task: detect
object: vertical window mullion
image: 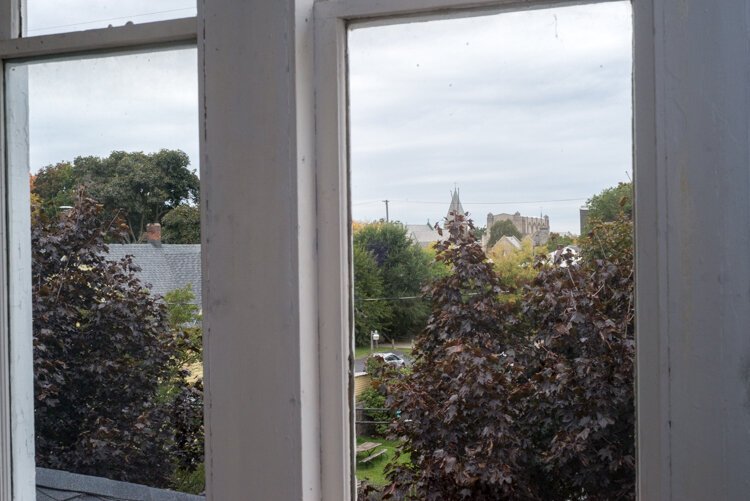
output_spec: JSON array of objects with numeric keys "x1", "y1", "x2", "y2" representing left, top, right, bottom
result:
[
  {"x1": 4, "y1": 59, "x2": 35, "y2": 501},
  {"x1": 1, "y1": 1, "x2": 32, "y2": 499},
  {"x1": 0, "y1": 0, "x2": 22, "y2": 40}
]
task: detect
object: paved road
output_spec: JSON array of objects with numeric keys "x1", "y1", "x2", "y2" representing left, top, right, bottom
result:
[{"x1": 354, "y1": 348, "x2": 412, "y2": 373}]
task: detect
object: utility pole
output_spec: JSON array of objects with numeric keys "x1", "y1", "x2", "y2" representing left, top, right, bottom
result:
[{"x1": 382, "y1": 199, "x2": 390, "y2": 222}]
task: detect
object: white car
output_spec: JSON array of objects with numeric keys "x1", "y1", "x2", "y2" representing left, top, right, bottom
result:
[{"x1": 371, "y1": 352, "x2": 407, "y2": 368}]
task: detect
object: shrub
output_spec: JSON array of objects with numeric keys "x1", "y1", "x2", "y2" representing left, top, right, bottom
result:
[
  {"x1": 358, "y1": 388, "x2": 390, "y2": 437},
  {"x1": 32, "y1": 191, "x2": 203, "y2": 488}
]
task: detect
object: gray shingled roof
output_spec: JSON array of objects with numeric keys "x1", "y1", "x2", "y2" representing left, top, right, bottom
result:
[
  {"x1": 36, "y1": 468, "x2": 204, "y2": 501},
  {"x1": 105, "y1": 244, "x2": 201, "y2": 305},
  {"x1": 406, "y1": 224, "x2": 442, "y2": 248}
]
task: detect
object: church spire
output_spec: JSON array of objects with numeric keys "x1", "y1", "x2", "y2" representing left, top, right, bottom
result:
[{"x1": 447, "y1": 188, "x2": 464, "y2": 221}]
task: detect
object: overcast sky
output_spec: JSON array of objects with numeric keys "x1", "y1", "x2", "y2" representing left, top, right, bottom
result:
[
  {"x1": 349, "y1": 2, "x2": 633, "y2": 234},
  {"x1": 13, "y1": 47, "x2": 199, "y2": 177},
  {"x1": 18, "y1": 3, "x2": 199, "y2": 177},
  {"x1": 26, "y1": 1, "x2": 196, "y2": 36},
  {"x1": 16, "y1": 1, "x2": 630, "y2": 235}
]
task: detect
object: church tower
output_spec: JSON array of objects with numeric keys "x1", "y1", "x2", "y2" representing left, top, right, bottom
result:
[{"x1": 446, "y1": 188, "x2": 464, "y2": 221}]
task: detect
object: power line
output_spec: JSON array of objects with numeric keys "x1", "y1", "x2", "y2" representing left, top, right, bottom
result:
[{"x1": 353, "y1": 197, "x2": 586, "y2": 207}]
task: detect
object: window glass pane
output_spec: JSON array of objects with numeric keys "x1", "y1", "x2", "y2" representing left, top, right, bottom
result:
[
  {"x1": 349, "y1": 2, "x2": 634, "y2": 497},
  {"x1": 27, "y1": 0, "x2": 196, "y2": 36},
  {"x1": 5, "y1": 48, "x2": 204, "y2": 496}
]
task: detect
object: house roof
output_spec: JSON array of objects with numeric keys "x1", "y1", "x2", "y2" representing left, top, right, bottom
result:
[
  {"x1": 497, "y1": 235, "x2": 522, "y2": 250},
  {"x1": 105, "y1": 244, "x2": 202, "y2": 305},
  {"x1": 406, "y1": 224, "x2": 441, "y2": 247},
  {"x1": 36, "y1": 468, "x2": 204, "y2": 501}
]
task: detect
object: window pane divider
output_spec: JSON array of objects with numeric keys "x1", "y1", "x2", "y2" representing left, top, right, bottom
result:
[
  {"x1": 316, "y1": 0, "x2": 624, "y2": 23},
  {"x1": 0, "y1": 17, "x2": 197, "y2": 60}
]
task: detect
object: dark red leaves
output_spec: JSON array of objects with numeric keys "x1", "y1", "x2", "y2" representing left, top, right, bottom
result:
[
  {"x1": 32, "y1": 191, "x2": 203, "y2": 487},
  {"x1": 381, "y1": 214, "x2": 634, "y2": 500}
]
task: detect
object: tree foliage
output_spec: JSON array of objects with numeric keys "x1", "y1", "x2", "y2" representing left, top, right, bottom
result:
[
  {"x1": 586, "y1": 181, "x2": 633, "y2": 224},
  {"x1": 545, "y1": 231, "x2": 576, "y2": 252},
  {"x1": 165, "y1": 284, "x2": 202, "y2": 330},
  {"x1": 511, "y1": 214, "x2": 635, "y2": 499},
  {"x1": 383, "y1": 215, "x2": 531, "y2": 499},
  {"x1": 32, "y1": 191, "x2": 202, "y2": 487},
  {"x1": 353, "y1": 244, "x2": 393, "y2": 346},
  {"x1": 487, "y1": 237, "x2": 537, "y2": 302},
  {"x1": 32, "y1": 150, "x2": 199, "y2": 242},
  {"x1": 31, "y1": 162, "x2": 77, "y2": 211},
  {"x1": 353, "y1": 222, "x2": 433, "y2": 342},
  {"x1": 383, "y1": 213, "x2": 635, "y2": 500},
  {"x1": 162, "y1": 204, "x2": 201, "y2": 244},
  {"x1": 486, "y1": 219, "x2": 522, "y2": 248}
]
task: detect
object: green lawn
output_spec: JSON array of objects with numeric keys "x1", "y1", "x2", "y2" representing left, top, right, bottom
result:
[{"x1": 356, "y1": 436, "x2": 410, "y2": 487}]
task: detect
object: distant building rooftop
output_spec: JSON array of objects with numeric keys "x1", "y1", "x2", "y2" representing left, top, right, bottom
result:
[
  {"x1": 407, "y1": 188, "x2": 466, "y2": 247},
  {"x1": 406, "y1": 224, "x2": 441, "y2": 248},
  {"x1": 106, "y1": 243, "x2": 202, "y2": 305}
]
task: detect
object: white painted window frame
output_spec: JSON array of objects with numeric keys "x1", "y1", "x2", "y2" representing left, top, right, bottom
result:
[
  {"x1": 0, "y1": 0, "x2": 658, "y2": 500},
  {"x1": 0, "y1": 3, "x2": 197, "y2": 499},
  {"x1": 3, "y1": 0, "x2": 749, "y2": 500},
  {"x1": 314, "y1": 0, "x2": 662, "y2": 499}
]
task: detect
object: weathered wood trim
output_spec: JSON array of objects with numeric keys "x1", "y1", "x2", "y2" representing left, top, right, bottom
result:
[
  {"x1": 316, "y1": 0, "x2": 623, "y2": 23},
  {"x1": 632, "y1": 0, "x2": 668, "y2": 498},
  {"x1": 314, "y1": 9, "x2": 355, "y2": 500},
  {"x1": 0, "y1": 54, "x2": 12, "y2": 501},
  {"x1": 0, "y1": 18, "x2": 197, "y2": 60},
  {"x1": 200, "y1": 0, "x2": 319, "y2": 499},
  {"x1": 5, "y1": 60, "x2": 35, "y2": 501}
]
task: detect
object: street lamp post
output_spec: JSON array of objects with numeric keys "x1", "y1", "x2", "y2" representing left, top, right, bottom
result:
[{"x1": 370, "y1": 330, "x2": 380, "y2": 353}]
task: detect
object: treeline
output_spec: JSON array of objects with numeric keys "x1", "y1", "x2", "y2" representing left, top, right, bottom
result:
[
  {"x1": 353, "y1": 221, "x2": 447, "y2": 346},
  {"x1": 32, "y1": 150, "x2": 200, "y2": 243}
]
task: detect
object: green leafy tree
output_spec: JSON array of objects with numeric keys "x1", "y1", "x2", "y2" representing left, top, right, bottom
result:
[
  {"x1": 353, "y1": 222, "x2": 433, "y2": 341},
  {"x1": 163, "y1": 285, "x2": 204, "y2": 492},
  {"x1": 32, "y1": 191, "x2": 202, "y2": 488},
  {"x1": 545, "y1": 231, "x2": 576, "y2": 252},
  {"x1": 163, "y1": 204, "x2": 201, "y2": 244},
  {"x1": 486, "y1": 219, "x2": 522, "y2": 248},
  {"x1": 488, "y1": 237, "x2": 537, "y2": 302},
  {"x1": 32, "y1": 150, "x2": 199, "y2": 243},
  {"x1": 165, "y1": 284, "x2": 202, "y2": 329},
  {"x1": 586, "y1": 181, "x2": 633, "y2": 224},
  {"x1": 32, "y1": 162, "x2": 77, "y2": 213},
  {"x1": 353, "y1": 245, "x2": 393, "y2": 346}
]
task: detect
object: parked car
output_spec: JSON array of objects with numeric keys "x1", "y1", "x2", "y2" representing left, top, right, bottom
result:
[{"x1": 371, "y1": 352, "x2": 407, "y2": 368}]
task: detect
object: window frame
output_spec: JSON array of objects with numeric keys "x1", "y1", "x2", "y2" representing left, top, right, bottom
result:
[
  {"x1": 0, "y1": 3, "x2": 198, "y2": 499},
  {"x1": 314, "y1": 0, "x2": 661, "y2": 499},
  {"x1": 0, "y1": 0, "x2": 698, "y2": 499}
]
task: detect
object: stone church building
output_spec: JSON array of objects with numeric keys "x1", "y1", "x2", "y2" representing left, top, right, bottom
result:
[{"x1": 484, "y1": 211, "x2": 550, "y2": 247}]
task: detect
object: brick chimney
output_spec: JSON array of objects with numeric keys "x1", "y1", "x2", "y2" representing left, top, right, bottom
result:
[{"x1": 146, "y1": 223, "x2": 162, "y2": 247}]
